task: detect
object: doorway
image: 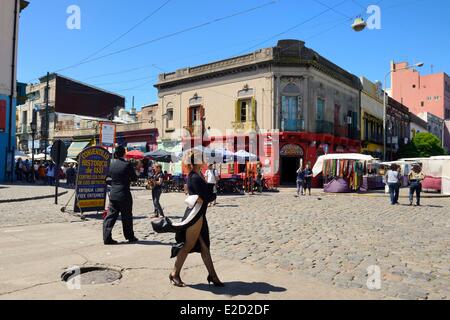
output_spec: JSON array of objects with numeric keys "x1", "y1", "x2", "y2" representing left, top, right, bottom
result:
[{"x1": 281, "y1": 156, "x2": 300, "y2": 185}]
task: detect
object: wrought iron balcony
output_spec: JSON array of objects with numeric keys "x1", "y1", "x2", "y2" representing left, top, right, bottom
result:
[
  {"x1": 183, "y1": 125, "x2": 203, "y2": 137},
  {"x1": 16, "y1": 124, "x2": 30, "y2": 135},
  {"x1": 315, "y1": 120, "x2": 334, "y2": 134},
  {"x1": 232, "y1": 121, "x2": 257, "y2": 132},
  {"x1": 281, "y1": 119, "x2": 305, "y2": 132}
]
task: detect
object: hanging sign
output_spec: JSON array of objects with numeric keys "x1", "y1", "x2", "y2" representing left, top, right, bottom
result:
[{"x1": 100, "y1": 122, "x2": 116, "y2": 148}]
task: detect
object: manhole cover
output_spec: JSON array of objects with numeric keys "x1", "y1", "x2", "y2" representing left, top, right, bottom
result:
[{"x1": 61, "y1": 266, "x2": 122, "y2": 285}]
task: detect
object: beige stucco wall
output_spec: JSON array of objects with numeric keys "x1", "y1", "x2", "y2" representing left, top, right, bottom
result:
[{"x1": 156, "y1": 69, "x2": 274, "y2": 141}]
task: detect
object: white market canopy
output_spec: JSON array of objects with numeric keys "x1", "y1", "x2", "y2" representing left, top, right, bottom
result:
[{"x1": 313, "y1": 153, "x2": 375, "y2": 177}]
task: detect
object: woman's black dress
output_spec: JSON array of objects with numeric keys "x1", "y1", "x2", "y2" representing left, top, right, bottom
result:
[{"x1": 171, "y1": 170, "x2": 214, "y2": 258}]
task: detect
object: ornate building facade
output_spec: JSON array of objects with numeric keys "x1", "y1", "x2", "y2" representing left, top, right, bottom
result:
[{"x1": 154, "y1": 40, "x2": 361, "y2": 185}]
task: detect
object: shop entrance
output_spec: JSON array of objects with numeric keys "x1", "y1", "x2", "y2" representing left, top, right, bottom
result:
[{"x1": 280, "y1": 157, "x2": 300, "y2": 185}]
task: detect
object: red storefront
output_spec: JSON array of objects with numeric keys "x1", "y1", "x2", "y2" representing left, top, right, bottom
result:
[
  {"x1": 182, "y1": 131, "x2": 360, "y2": 187},
  {"x1": 278, "y1": 132, "x2": 361, "y2": 186}
]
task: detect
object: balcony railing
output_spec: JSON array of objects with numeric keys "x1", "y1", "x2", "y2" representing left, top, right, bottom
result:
[
  {"x1": 183, "y1": 125, "x2": 203, "y2": 137},
  {"x1": 16, "y1": 124, "x2": 30, "y2": 135},
  {"x1": 281, "y1": 119, "x2": 305, "y2": 132},
  {"x1": 232, "y1": 121, "x2": 257, "y2": 132},
  {"x1": 53, "y1": 128, "x2": 98, "y2": 138},
  {"x1": 315, "y1": 120, "x2": 334, "y2": 135}
]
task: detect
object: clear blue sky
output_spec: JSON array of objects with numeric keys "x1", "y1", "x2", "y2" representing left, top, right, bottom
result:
[{"x1": 17, "y1": 0, "x2": 450, "y2": 110}]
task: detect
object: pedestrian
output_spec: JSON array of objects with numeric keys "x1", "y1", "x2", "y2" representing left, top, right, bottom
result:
[
  {"x1": 103, "y1": 146, "x2": 139, "y2": 245},
  {"x1": 15, "y1": 158, "x2": 23, "y2": 181},
  {"x1": 296, "y1": 165, "x2": 305, "y2": 197},
  {"x1": 256, "y1": 162, "x2": 263, "y2": 194},
  {"x1": 408, "y1": 164, "x2": 425, "y2": 206},
  {"x1": 385, "y1": 164, "x2": 401, "y2": 205},
  {"x1": 46, "y1": 163, "x2": 56, "y2": 186},
  {"x1": 303, "y1": 163, "x2": 313, "y2": 196},
  {"x1": 168, "y1": 149, "x2": 223, "y2": 287},
  {"x1": 205, "y1": 163, "x2": 219, "y2": 206},
  {"x1": 150, "y1": 164, "x2": 165, "y2": 218},
  {"x1": 33, "y1": 161, "x2": 39, "y2": 182},
  {"x1": 23, "y1": 159, "x2": 31, "y2": 182},
  {"x1": 38, "y1": 162, "x2": 46, "y2": 183},
  {"x1": 66, "y1": 164, "x2": 76, "y2": 188}
]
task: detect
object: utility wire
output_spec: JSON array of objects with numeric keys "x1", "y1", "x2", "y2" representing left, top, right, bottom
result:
[
  {"x1": 53, "y1": 0, "x2": 278, "y2": 73},
  {"x1": 313, "y1": 0, "x2": 353, "y2": 19},
  {"x1": 235, "y1": 0, "x2": 348, "y2": 55},
  {"x1": 78, "y1": 0, "x2": 173, "y2": 63}
]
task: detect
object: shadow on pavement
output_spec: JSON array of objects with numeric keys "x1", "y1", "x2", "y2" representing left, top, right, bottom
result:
[
  {"x1": 120, "y1": 240, "x2": 173, "y2": 246},
  {"x1": 188, "y1": 281, "x2": 287, "y2": 296}
]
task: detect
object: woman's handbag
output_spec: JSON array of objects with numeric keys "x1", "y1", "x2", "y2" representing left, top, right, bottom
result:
[{"x1": 151, "y1": 216, "x2": 175, "y2": 233}]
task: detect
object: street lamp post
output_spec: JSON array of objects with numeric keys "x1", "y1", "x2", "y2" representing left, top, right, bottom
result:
[
  {"x1": 30, "y1": 120, "x2": 37, "y2": 183},
  {"x1": 383, "y1": 62, "x2": 424, "y2": 161}
]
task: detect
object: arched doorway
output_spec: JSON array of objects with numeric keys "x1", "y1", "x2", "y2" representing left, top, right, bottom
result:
[{"x1": 280, "y1": 144, "x2": 304, "y2": 185}]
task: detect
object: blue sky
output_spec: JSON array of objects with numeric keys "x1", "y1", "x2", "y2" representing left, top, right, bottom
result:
[{"x1": 17, "y1": 0, "x2": 450, "y2": 110}]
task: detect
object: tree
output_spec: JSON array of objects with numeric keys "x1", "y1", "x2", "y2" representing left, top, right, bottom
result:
[{"x1": 398, "y1": 132, "x2": 447, "y2": 158}]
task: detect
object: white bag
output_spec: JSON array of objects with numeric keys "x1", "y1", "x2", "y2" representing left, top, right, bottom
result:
[{"x1": 184, "y1": 195, "x2": 199, "y2": 208}]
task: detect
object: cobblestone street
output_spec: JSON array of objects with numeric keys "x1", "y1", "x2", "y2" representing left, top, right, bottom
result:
[{"x1": 1, "y1": 184, "x2": 449, "y2": 300}]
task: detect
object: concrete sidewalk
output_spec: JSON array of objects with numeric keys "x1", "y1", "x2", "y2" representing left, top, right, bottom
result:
[{"x1": 0, "y1": 221, "x2": 383, "y2": 300}]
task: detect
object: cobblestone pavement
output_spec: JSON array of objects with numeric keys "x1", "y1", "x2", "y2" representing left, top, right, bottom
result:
[{"x1": 1, "y1": 185, "x2": 449, "y2": 300}]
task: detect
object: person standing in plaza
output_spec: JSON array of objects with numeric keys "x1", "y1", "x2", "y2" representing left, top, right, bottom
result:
[
  {"x1": 205, "y1": 163, "x2": 219, "y2": 206},
  {"x1": 256, "y1": 162, "x2": 263, "y2": 194},
  {"x1": 385, "y1": 164, "x2": 401, "y2": 205},
  {"x1": 408, "y1": 164, "x2": 425, "y2": 206},
  {"x1": 33, "y1": 161, "x2": 39, "y2": 182},
  {"x1": 46, "y1": 163, "x2": 56, "y2": 186},
  {"x1": 103, "y1": 146, "x2": 139, "y2": 245},
  {"x1": 296, "y1": 165, "x2": 305, "y2": 197},
  {"x1": 168, "y1": 150, "x2": 223, "y2": 287},
  {"x1": 302, "y1": 163, "x2": 313, "y2": 196},
  {"x1": 150, "y1": 164, "x2": 165, "y2": 218},
  {"x1": 15, "y1": 158, "x2": 23, "y2": 181}
]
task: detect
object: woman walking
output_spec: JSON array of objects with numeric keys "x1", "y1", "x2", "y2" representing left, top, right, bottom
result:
[
  {"x1": 296, "y1": 165, "x2": 305, "y2": 197},
  {"x1": 169, "y1": 150, "x2": 223, "y2": 287},
  {"x1": 385, "y1": 164, "x2": 401, "y2": 205},
  {"x1": 408, "y1": 164, "x2": 425, "y2": 206},
  {"x1": 151, "y1": 164, "x2": 165, "y2": 218}
]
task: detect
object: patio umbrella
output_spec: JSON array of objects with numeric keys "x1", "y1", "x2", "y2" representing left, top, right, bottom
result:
[
  {"x1": 33, "y1": 153, "x2": 46, "y2": 161},
  {"x1": 144, "y1": 150, "x2": 178, "y2": 163},
  {"x1": 15, "y1": 151, "x2": 29, "y2": 160},
  {"x1": 64, "y1": 158, "x2": 78, "y2": 164},
  {"x1": 214, "y1": 148, "x2": 235, "y2": 163},
  {"x1": 126, "y1": 150, "x2": 144, "y2": 160},
  {"x1": 234, "y1": 150, "x2": 258, "y2": 162}
]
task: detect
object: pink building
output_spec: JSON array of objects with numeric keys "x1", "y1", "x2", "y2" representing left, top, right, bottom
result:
[
  {"x1": 390, "y1": 61, "x2": 450, "y2": 120},
  {"x1": 391, "y1": 61, "x2": 450, "y2": 152}
]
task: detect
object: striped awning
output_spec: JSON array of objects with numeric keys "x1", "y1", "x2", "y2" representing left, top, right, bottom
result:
[{"x1": 67, "y1": 141, "x2": 90, "y2": 159}]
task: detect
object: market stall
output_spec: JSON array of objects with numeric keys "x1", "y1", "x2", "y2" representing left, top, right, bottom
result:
[
  {"x1": 420, "y1": 156, "x2": 450, "y2": 195},
  {"x1": 313, "y1": 154, "x2": 376, "y2": 193}
]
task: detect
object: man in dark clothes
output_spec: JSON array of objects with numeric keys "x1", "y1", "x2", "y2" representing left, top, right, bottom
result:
[{"x1": 103, "y1": 146, "x2": 139, "y2": 245}]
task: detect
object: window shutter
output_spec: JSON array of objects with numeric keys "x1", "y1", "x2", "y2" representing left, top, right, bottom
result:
[
  {"x1": 251, "y1": 98, "x2": 257, "y2": 123},
  {"x1": 235, "y1": 100, "x2": 240, "y2": 123}
]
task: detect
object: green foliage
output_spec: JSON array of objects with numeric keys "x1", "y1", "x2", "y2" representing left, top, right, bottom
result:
[{"x1": 398, "y1": 132, "x2": 447, "y2": 158}]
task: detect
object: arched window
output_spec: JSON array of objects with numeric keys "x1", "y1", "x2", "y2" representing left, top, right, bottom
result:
[{"x1": 165, "y1": 103, "x2": 174, "y2": 129}]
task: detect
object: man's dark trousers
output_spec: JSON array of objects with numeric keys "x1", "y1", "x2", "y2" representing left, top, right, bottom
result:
[{"x1": 103, "y1": 198, "x2": 135, "y2": 242}]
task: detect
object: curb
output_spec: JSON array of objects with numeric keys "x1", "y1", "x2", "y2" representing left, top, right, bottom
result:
[{"x1": 0, "y1": 191, "x2": 69, "y2": 204}]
